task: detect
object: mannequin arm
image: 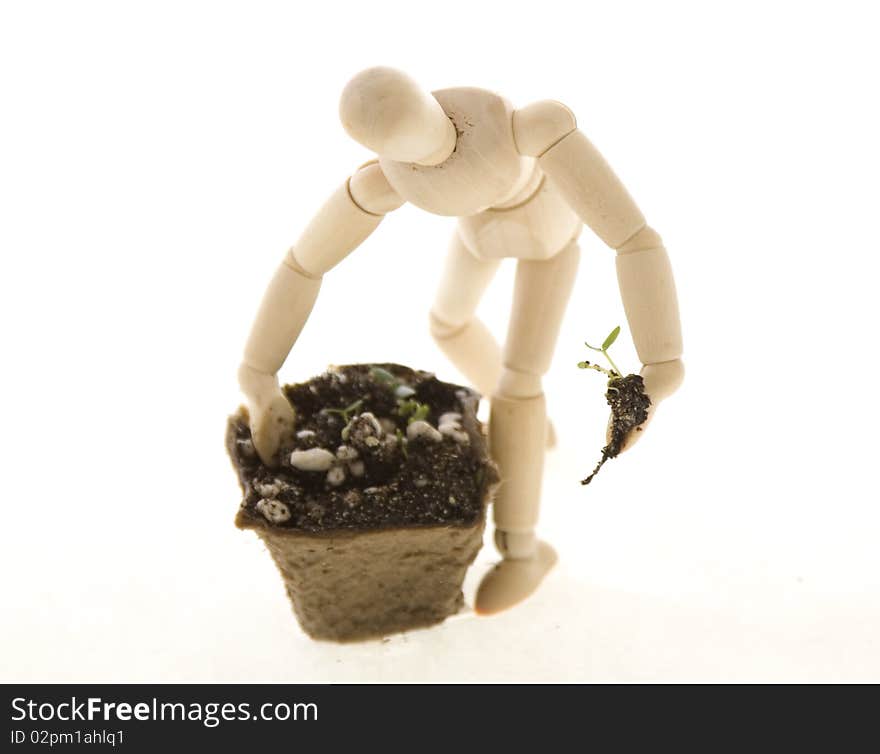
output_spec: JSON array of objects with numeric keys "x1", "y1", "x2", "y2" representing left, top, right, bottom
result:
[
  {"x1": 240, "y1": 161, "x2": 404, "y2": 463},
  {"x1": 514, "y1": 102, "x2": 683, "y2": 447}
]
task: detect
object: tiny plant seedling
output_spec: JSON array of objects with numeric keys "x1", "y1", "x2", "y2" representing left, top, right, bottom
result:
[
  {"x1": 369, "y1": 367, "x2": 430, "y2": 424},
  {"x1": 325, "y1": 398, "x2": 365, "y2": 423},
  {"x1": 578, "y1": 325, "x2": 622, "y2": 379},
  {"x1": 577, "y1": 326, "x2": 652, "y2": 486},
  {"x1": 369, "y1": 367, "x2": 415, "y2": 397},
  {"x1": 370, "y1": 366, "x2": 435, "y2": 460},
  {"x1": 396, "y1": 399, "x2": 430, "y2": 424},
  {"x1": 395, "y1": 428, "x2": 408, "y2": 459}
]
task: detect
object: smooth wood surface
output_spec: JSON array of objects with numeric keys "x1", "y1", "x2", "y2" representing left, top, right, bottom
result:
[
  {"x1": 429, "y1": 233, "x2": 502, "y2": 398},
  {"x1": 339, "y1": 66, "x2": 456, "y2": 165},
  {"x1": 539, "y1": 128, "x2": 646, "y2": 248},
  {"x1": 616, "y1": 238, "x2": 683, "y2": 365},
  {"x1": 458, "y1": 174, "x2": 582, "y2": 261},
  {"x1": 348, "y1": 160, "x2": 405, "y2": 215},
  {"x1": 512, "y1": 99, "x2": 577, "y2": 157},
  {"x1": 489, "y1": 392, "x2": 547, "y2": 531},
  {"x1": 290, "y1": 181, "x2": 386, "y2": 277},
  {"x1": 379, "y1": 87, "x2": 530, "y2": 217},
  {"x1": 501, "y1": 240, "x2": 581, "y2": 379}
]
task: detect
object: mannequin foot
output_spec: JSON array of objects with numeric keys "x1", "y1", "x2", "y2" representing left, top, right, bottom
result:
[{"x1": 475, "y1": 539, "x2": 557, "y2": 615}]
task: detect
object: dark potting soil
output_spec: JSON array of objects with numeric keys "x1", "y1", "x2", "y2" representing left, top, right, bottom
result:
[
  {"x1": 227, "y1": 364, "x2": 495, "y2": 533},
  {"x1": 581, "y1": 373, "x2": 651, "y2": 485}
]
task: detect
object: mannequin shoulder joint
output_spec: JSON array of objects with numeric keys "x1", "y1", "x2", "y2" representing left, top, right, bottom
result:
[
  {"x1": 512, "y1": 100, "x2": 577, "y2": 157},
  {"x1": 348, "y1": 160, "x2": 405, "y2": 215}
]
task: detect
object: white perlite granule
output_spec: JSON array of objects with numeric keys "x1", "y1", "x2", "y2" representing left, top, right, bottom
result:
[
  {"x1": 439, "y1": 423, "x2": 470, "y2": 444},
  {"x1": 336, "y1": 445, "x2": 359, "y2": 461},
  {"x1": 438, "y1": 412, "x2": 469, "y2": 444},
  {"x1": 290, "y1": 447, "x2": 336, "y2": 471},
  {"x1": 362, "y1": 412, "x2": 383, "y2": 435},
  {"x1": 326, "y1": 465, "x2": 346, "y2": 486},
  {"x1": 256, "y1": 498, "x2": 291, "y2": 524},
  {"x1": 407, "y1": 420, "x2": 442, "y2": 442},
  {"x1": 254, "y1": 479, "x2": 284, "y2": 498},
  {"x1": 343, "y1": 411, "x2": 383, "y2": 442}
]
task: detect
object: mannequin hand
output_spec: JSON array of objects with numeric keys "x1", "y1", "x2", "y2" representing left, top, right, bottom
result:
[
  {"x1": 238, "y1": 363, "x2": 296, "y2": 465},
  {"x1": 607, "y1": 359, "x2": 684, "y2": 454}
]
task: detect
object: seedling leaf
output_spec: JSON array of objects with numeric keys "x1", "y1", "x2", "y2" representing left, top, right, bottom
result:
[
  {"x1": 397, "y1": 398, "x2": 431, "y2": 424},
  {"x1": 369, "y1": 367, "x2": 397, "y2": 385},
  {"x1": 602, "y1": 326, "x2": 621, "y2": 351}
]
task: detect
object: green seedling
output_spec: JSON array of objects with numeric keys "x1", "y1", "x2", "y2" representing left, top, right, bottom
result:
[
  {"x1": 577, "y1": 325, "x2": 652, "y2": 486},
  {"x1": 369, "y1": 367, "x2": 398, "y2": 387},
  {"x1": 325, "y1": 398, "x2": 364, "y2": 423},
  {"x1": 370, "y1": 366, "x2": 430, "y2": 423},
  {"x1": 396, "y1": 399, "x2": 430, "y2": 424},
  {"x1": 578, "y1": 325, "x2": 623, "y2": 380},
  {"x1": 395, "y1": 428, "x2": 408, "y2": 459},
  {"x1": 369, "y1": 366, "x2": 416, "y2": 398}
]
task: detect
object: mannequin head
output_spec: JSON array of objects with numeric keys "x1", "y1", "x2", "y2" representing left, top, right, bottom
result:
[{"x1": 339, "y1": 67, "x2": 456, "y2": 165}]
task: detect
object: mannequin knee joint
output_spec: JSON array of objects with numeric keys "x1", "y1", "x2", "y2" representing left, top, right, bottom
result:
[
  {"x1": 497, "y1": 367, "x2": 542, "y2": 398},
  {"x1": 429, "y1": 310, "x2": 467, "y2": 340}
]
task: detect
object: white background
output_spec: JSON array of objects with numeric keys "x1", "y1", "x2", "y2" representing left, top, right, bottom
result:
[{"x1": 2, "y1": 1, "x2": 878, "y2": 682}]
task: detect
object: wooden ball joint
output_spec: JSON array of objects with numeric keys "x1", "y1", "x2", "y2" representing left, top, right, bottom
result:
[{"x1": 237, "y1": 66, "x2": 683, "y2": 616}]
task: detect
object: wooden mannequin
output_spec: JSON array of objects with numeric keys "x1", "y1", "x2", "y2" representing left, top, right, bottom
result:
[{"x1": 238, "y1": 67, "x2": 684, "y2": 615}]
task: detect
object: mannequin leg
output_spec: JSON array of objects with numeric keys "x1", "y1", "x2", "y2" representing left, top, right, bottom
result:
[
  {"x1": 429, "y1": 232, "x2": 502, "y2": 398},
  {"x1": 476, "y1": 240, "x2": 580, "y2": 614},
  {"x1": 429, "y1": 232, "x2": 559, "y2": 447}
]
